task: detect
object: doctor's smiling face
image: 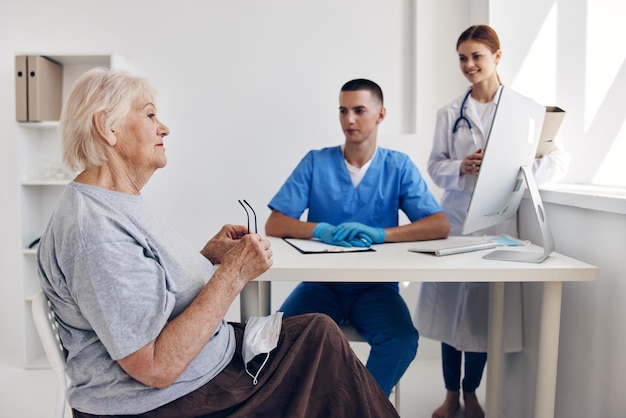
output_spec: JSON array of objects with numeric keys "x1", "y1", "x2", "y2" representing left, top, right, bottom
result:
[
  {"x1": 339, "y1": 89, "x2": 386, "y2": 146},
  {"x1": 457, "y1": 39, "x2": 501, "y2": 87}
]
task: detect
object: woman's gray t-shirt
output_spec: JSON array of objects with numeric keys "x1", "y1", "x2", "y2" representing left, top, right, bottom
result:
[{"x1": 37, "y1": 182, "x2": 235, "y2": 415}]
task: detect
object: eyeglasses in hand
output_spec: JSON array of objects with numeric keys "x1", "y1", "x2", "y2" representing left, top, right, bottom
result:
[{"x1": 238, "y1": 199, "x2": 257, "y2": 234}]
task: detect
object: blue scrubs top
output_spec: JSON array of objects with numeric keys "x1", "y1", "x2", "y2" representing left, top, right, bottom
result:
[{"x1": 268, "y1": 146, "x2": 442, "y2": 227}]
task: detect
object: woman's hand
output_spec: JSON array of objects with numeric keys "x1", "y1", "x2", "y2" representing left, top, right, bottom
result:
[
  {"x1": 219, "y1": 233, "x2": 273, "y2": 287},
  {"x1": 200, "y1": 224, "x2": 248, "y2": 264},
  {"x1": 118, "y1": 231, "x2": 272, "y2": 389},
  {"x1": 461, "y1": 149, "x2": 483, "y2": 175}
]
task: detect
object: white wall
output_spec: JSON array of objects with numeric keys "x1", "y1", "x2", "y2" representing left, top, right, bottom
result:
[
  {"x1": 1, "y1": 1, "x2": 624, "y2": 417},
  {"x1": 0, "y1": 0, "x2": 416, "y2": 249},
  {"x1": 487, "y1": 2, "x2": 626, "y2": 416},
  {"x1": 510, "y1": 195, "x2": 626, "y2": 418},
  {"x1": 0, "y1": 0, "x2": 420, "y2": 363},
  {"x1": 490, "y1": 0, "x2": 626, "y2": 188}
]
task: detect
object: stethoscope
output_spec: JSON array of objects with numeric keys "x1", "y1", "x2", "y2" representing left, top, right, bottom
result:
[{"x1": 452, "y1": 89, "x2": 479, "y2": 149}]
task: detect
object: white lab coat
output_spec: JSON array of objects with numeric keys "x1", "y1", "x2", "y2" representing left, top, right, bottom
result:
[{"x1": 415, "y1": 88, "x2": 570, "y2": 352}]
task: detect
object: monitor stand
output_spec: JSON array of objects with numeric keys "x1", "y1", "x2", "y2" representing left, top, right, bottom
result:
[{"x1": 483, "y1": 166, "x2": 555, "y2": 263}]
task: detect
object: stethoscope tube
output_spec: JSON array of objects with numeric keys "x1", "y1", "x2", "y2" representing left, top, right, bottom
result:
[
  {"x1": 452, "y1": 89, "x2": 479, "y2": 150},
  {"x1": 453, "y1": 89, "x2": 473, "y2": 133}
]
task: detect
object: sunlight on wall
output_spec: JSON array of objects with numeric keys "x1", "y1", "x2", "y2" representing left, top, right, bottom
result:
[
  {"x1": 585, "y1": 0, "x2": 624, "y2": 131},
  {"x1": 509, "y1": 0, "x2": 626, "y2": 188},
  {"x1": 594, "y1": 120, "x2": 626, "y2": 187},
  {"x1": 587, "y1": 0, "x2": 626, "y2": 187},
  {"x1": 510, "y1": 3, "x2": 558, "y2": 106}
]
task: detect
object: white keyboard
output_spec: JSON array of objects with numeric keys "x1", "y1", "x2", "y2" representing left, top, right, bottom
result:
[{"x1": 408, "y1": 236, "x2": 498, "y2": 256}]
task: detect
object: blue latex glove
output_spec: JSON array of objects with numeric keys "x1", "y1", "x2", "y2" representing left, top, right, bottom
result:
[
  {"x1": 333, "y1": 222, "x2": 385, "y2": 244},
  {"x1": 346, "y1": 233, "x2": 373, "y2": 248},
  {"x1": 313, "y1": 222, "x2": 352, "y2": 247}
]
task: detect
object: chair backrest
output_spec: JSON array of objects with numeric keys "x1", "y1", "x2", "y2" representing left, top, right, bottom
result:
[
  {"x1": 339, "y1": 323, "x2": 365, "y2": 342},
  {"x1": 32, "y1": 291, "x2": 68, "y2": 418}
]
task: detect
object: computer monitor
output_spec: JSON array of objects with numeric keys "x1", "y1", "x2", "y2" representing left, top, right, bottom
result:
[{"x1": 462, "y1": 86, "x2": 554, "y2": 263}]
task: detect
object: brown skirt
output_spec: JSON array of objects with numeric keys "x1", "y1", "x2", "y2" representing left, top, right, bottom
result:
[{"x1": 73, "y1": 313, "x2": 399, "y2": 418}]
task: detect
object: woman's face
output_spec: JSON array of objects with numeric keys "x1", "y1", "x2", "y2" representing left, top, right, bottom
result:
[
  {"x1": 457, "y1": 40, "x2": 501, "y2": 86},
  {"x1": 113, "y1": 98, "x2": 170, "y2": 176}
]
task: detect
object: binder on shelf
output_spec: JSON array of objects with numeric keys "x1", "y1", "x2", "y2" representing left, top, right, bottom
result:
[
  {"x1": 15, "y1": 55, "x2": 63, "y2": 122},
  {"x1": 15, "y1": 56, "x2": 28, "y2": 121}
]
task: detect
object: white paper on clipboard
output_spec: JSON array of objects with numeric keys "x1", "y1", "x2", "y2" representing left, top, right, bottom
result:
[{"x1": 283, "y1": 238, "x2": 375, "y2": 254}]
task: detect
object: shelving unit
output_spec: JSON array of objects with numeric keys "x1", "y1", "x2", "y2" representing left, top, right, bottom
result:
[{"x1": 16, "y1": 54, "x2": 113, "y2": 368}]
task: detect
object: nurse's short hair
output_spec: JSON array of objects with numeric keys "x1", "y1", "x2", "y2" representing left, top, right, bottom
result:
[
  {"x1": 60, "y1": 68, "x2": 157, "y2": 172},
  {"x1": 341, "y1": 79, "x2": 384, "y2": 106}
]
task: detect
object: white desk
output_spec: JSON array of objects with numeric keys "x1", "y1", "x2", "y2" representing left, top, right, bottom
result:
[{"x1": 240, "y1": 237, "x2": 599, "y2": 418}]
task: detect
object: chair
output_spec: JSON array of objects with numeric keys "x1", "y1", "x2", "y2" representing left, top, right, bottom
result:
[
  {"x1": 32, "y1": 291, "x2": 68, "y2": 418},
  {"x1": 30, "y1": 294, "x2": 400, "y2": 417},
  {"x1": 339, "y1": 323, "x2": 400, "y2": 410}
]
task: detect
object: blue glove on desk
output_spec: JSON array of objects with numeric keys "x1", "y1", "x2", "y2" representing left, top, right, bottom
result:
[
  {"x1": 313, "y1": 222, "x2": 352, "y2": 247},
  {"x1": 346, "y1": 233, "x2": 372, "y2": 247},
  {"x1": 333, "y1": 222, "x2": 386, "y2": 244}
]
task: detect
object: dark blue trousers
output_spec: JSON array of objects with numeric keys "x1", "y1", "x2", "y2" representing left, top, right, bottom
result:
[
  {"x1": 279, "y1": 282, "x2": 418, "y2": 396},
  {"x1": 441, "y1": 342, "x2": 487, "y2": 392}
]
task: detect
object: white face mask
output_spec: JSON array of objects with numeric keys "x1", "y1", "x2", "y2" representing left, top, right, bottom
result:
[{"x1": 242, "y1": 311, "x2": 284, "y2": 384}]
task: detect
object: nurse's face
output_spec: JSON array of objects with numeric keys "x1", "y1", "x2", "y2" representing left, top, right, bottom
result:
[
  {"x1": 339, "y1": 90, "x2": 385, "y2": 145},
  {"x1": 457, "y1": 40, "x2": 501, "y2": 86}
]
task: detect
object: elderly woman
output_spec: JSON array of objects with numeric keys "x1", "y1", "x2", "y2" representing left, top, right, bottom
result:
[{"x1": 37, "y1": 68, "x2": 399, "y2": 418}]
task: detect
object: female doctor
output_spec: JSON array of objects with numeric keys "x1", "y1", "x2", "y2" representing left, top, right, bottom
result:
[{"x1": 415, "y1": 25, "x2": 570, "y2": 418}]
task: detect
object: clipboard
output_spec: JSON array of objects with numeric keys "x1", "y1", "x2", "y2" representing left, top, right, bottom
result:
[
  {"x1": 283, "y1": 238, "x2": 375, "y2": 254},
  {"x1": 536, "y1": 106, "x2": 566, "y2": 157}
]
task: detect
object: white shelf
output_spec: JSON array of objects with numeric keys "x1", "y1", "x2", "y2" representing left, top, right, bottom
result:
[
  {"x1": 16, "y1": 53, "x2": 113, "y2": 369},
  {"x1": 25, "y1": 353, "x2": 50, "y2": 370},
  {"x1": 540, "y1": 184, "x2": 626, "y2": 215},
  {"x1": 21, "y1": 180, "x2": 71, "y2": 186},
  {"x1": 18, "y1": 121, "x2": 59, "y2": 129}
]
